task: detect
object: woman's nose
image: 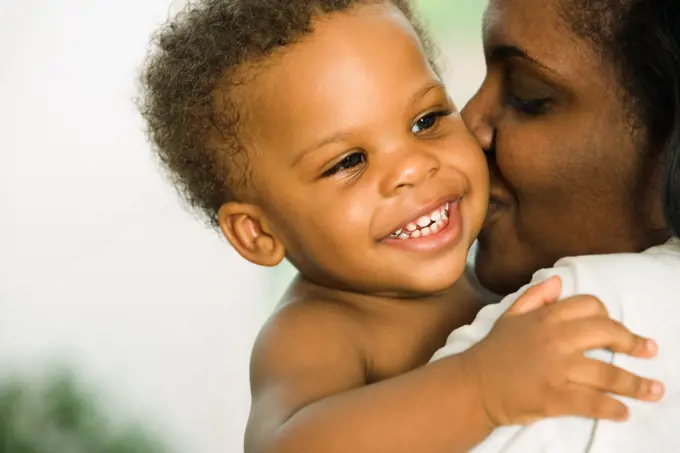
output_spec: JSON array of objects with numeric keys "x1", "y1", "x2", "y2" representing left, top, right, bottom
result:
[{"x1": 461, "y1": 85, "x2": 497, "y2": 153}]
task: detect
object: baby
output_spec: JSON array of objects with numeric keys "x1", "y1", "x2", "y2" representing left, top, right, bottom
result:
[{"x1": 138, "y1": 1, "x2": 662, "y2": 452}]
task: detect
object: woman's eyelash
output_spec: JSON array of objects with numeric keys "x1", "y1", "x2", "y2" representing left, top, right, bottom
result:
[
  {"x1": 503, "y1": 68, "x2": 553, "y2": 116},
  {"x1": 505, "y1": 93, "x2": 551, "y2": 116},
  {"x1": 322, "y1": 151, "x2": 367, "y2": 178}
]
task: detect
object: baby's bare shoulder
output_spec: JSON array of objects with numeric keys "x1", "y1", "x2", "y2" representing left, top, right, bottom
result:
[
  {"x1": 246, "y1": 296, "x2": 370, "y2": 439},
  {"x1": 250, "y1": 296, "x2": 369, "y2": 393}
]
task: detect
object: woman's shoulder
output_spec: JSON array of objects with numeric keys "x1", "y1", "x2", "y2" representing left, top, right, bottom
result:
[
  {"x1": 530, "y1": 238, "x2": 680, "y2": 322},
  {"x1": 550, "y1": 238, "x2": 680, "y2": 288}
]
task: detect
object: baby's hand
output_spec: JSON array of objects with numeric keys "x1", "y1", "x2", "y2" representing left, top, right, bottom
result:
[{"x1": 463, "y1": 276, "x2": 663, "y2": 427}]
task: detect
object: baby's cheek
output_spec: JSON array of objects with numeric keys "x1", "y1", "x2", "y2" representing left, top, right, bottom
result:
[
  {"x1": 472, "y1": 153, "x2": 490, "y2": 193},
  {"x1": 464, "y1": 149, "x2": 490, "y2": 205}
]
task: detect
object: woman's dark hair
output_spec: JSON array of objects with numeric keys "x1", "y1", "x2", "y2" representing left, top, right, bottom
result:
[
  {"x1": 562, "y1": 0, "x2": 680, "y2": 236},
  {"x1": 138, "y1": 0, "x2": 434, "y2": 227}
]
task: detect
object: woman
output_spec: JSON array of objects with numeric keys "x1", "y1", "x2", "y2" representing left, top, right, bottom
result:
[
  {"x1": 434, "y1": 0, "x2": 680, "y2": 450},
  {"x1": 460, "y1": 0, "x2": 678, "y2": 296}
]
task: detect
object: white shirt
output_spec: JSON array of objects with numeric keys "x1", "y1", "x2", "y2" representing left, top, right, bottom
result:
[{"x1": 431, "y1": 238, "x2": 680, "y2": 453}]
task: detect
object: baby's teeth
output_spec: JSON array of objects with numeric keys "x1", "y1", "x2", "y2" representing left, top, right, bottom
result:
[
  {"x1": 417, "y1": 216, "x2": 431, "y2": 228},
  {"x1": 393, "y1": 203, "x2": 450, "y2": 239}
]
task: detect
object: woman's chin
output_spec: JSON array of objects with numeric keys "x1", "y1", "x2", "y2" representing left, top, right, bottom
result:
[{"x1": 473, "y1": 236, "x2": 533, "y2": 296}]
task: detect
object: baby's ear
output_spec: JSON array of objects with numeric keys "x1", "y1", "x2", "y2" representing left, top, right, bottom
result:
[{"x1": 217, "y1": 202, "x2": 285, "y2": 267}]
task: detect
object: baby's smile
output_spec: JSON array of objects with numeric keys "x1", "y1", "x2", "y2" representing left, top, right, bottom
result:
[
  {"x1": 390, "y1": 201, "x2": 450, "y2": 239},
  {"x1": 382, "y1": 199, "x2": 464, "y2": 254}
]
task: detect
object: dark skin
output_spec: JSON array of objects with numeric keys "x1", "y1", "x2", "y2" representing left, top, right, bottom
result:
[
  {"x1": 215, "y1": 3, "x2": 662, "y2": 453},
  {"x1": 463, "y1": 0, "x2": 671, "y2": 295}
]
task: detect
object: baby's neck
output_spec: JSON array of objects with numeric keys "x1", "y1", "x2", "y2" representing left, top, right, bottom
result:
[
  {"x1": 276, "y1": 272, "x2": 481, "y2": 383},
  {"x1": 281, "y1": 272, "x2": 458, "y2": 317}
]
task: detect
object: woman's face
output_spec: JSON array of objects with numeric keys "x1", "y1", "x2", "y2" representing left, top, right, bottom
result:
[{"x1": 462, "y1": 0, "x2": 668, "y2": 294}]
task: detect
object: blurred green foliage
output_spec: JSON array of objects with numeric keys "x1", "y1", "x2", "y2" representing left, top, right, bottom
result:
[
  {"x1": 416, "y1": 0, "x2": 486, "y2": 37},
  {"x1": 0, "y1": 369, "x2": 166, "y2": 453}
]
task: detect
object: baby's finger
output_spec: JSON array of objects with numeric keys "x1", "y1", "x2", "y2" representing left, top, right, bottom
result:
[
  {"x1": 547, "y1": 294, "x2": 609, "y2": 322},
  {"x1": 560, "y1": 317, "x2": 656, "y2": 357},
  {"x1": 505, "y1": 276, "x2": 562, "y2": 316},
  {"x1": 568, "y1": 358, "x2": 664, "y2": 402},
  {"x1": 562, "y1": 386, "x2": 630, "y2": 421}
]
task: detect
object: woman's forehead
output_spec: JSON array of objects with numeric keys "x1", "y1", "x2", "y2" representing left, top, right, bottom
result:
[{"x1": 482, "y1": 0, "x2": 601, "y2": 82}]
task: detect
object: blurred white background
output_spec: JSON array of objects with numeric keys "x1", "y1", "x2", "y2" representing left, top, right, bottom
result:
[{"x1": 0, "y1": 1, "x2": 484, "y2": 452}]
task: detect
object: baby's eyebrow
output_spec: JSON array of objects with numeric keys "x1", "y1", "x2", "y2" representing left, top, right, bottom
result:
[
  {"x1": 291, "y1": 131, "x2": 353, "y2": 168},
  {"x1": 412, "y1": 81, "x2": 445, "y2": 103}
]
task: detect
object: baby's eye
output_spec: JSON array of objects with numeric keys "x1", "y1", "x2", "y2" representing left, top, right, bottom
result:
[
  {"x1": 411, "y1": 111, "x2": 448, "y2": 134},
  {"x1": 322, "y1": 151, "x2": 367, "y2": 177}
]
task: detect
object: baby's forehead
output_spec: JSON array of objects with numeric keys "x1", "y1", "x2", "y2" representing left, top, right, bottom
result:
[{"x1": 233, "y1": 9, "x2": 439, "y2": 123}]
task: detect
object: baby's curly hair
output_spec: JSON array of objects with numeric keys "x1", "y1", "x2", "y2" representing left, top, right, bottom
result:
[{"x1": 138, "y1": 0, "x2": 435, "y2": 227}]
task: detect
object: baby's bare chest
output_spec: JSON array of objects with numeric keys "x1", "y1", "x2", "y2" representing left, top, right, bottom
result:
[{"x1": 362, "y1": 313, "x2": 455, "y2": 383}]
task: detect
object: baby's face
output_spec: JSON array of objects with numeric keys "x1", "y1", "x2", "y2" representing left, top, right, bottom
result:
[{"x1": 236, "y1": 3, "x2": 488, "y2": 296}]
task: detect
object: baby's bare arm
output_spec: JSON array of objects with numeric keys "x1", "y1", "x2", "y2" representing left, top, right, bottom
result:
[
  {"x1": 245, "y1": 277, "x2": 663, "y2": 453},
  {"x1": 244, "y1": 301, "x2": 492, "y2": 453}
]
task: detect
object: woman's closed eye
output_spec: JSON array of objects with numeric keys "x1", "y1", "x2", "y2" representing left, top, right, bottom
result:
[
  {"x1": 506, "y1": 92, "x2": 551, "y2": 116},
  {"x1": 322, "y1": 151, "x2": 367, "y2": 178},
  {"x1": 411, "y1": 110, "x2": 450, "y2": 134},
  {"x1": 503, "y1": 66, "x2": 554, "y2": 116}
]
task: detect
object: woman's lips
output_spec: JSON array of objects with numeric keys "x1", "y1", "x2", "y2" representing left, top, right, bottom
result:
[
  {"x1": 485, "y1": 196, "x2": 510, "y2": 225},
  {"x1": 488, "y1": 197, "x2": 506, "y2": 212}
]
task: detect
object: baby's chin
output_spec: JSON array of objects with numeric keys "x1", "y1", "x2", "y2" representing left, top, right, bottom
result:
[
  {"x1": 391, "y1": 233, "x2": 476, "y2": 296},
  {"x1": 392, "y1": 253, "x2": 469, "y2": 297},
  {"x1": 304, "y1": 258, "x2": 467, "y2": 299},
  {"x1": 295, "y1": 230, "x2": 474, "y2": 298}
]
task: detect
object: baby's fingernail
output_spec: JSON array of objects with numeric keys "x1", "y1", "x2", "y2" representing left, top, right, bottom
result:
[
  {"x1": 648, "y1": 381, "x2": 665, "y2": 399},
  {"x1": 645, "y1": 339, "x2": 658, "y2": 355},
  {"x1": 617, "y1": 406, "x2": 629, "y2": 421}
]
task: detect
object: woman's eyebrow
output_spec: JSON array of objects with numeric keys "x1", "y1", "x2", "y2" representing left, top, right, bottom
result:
[{"x1": 486, "y1": 44, "x2": 556, "y2": 74}]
